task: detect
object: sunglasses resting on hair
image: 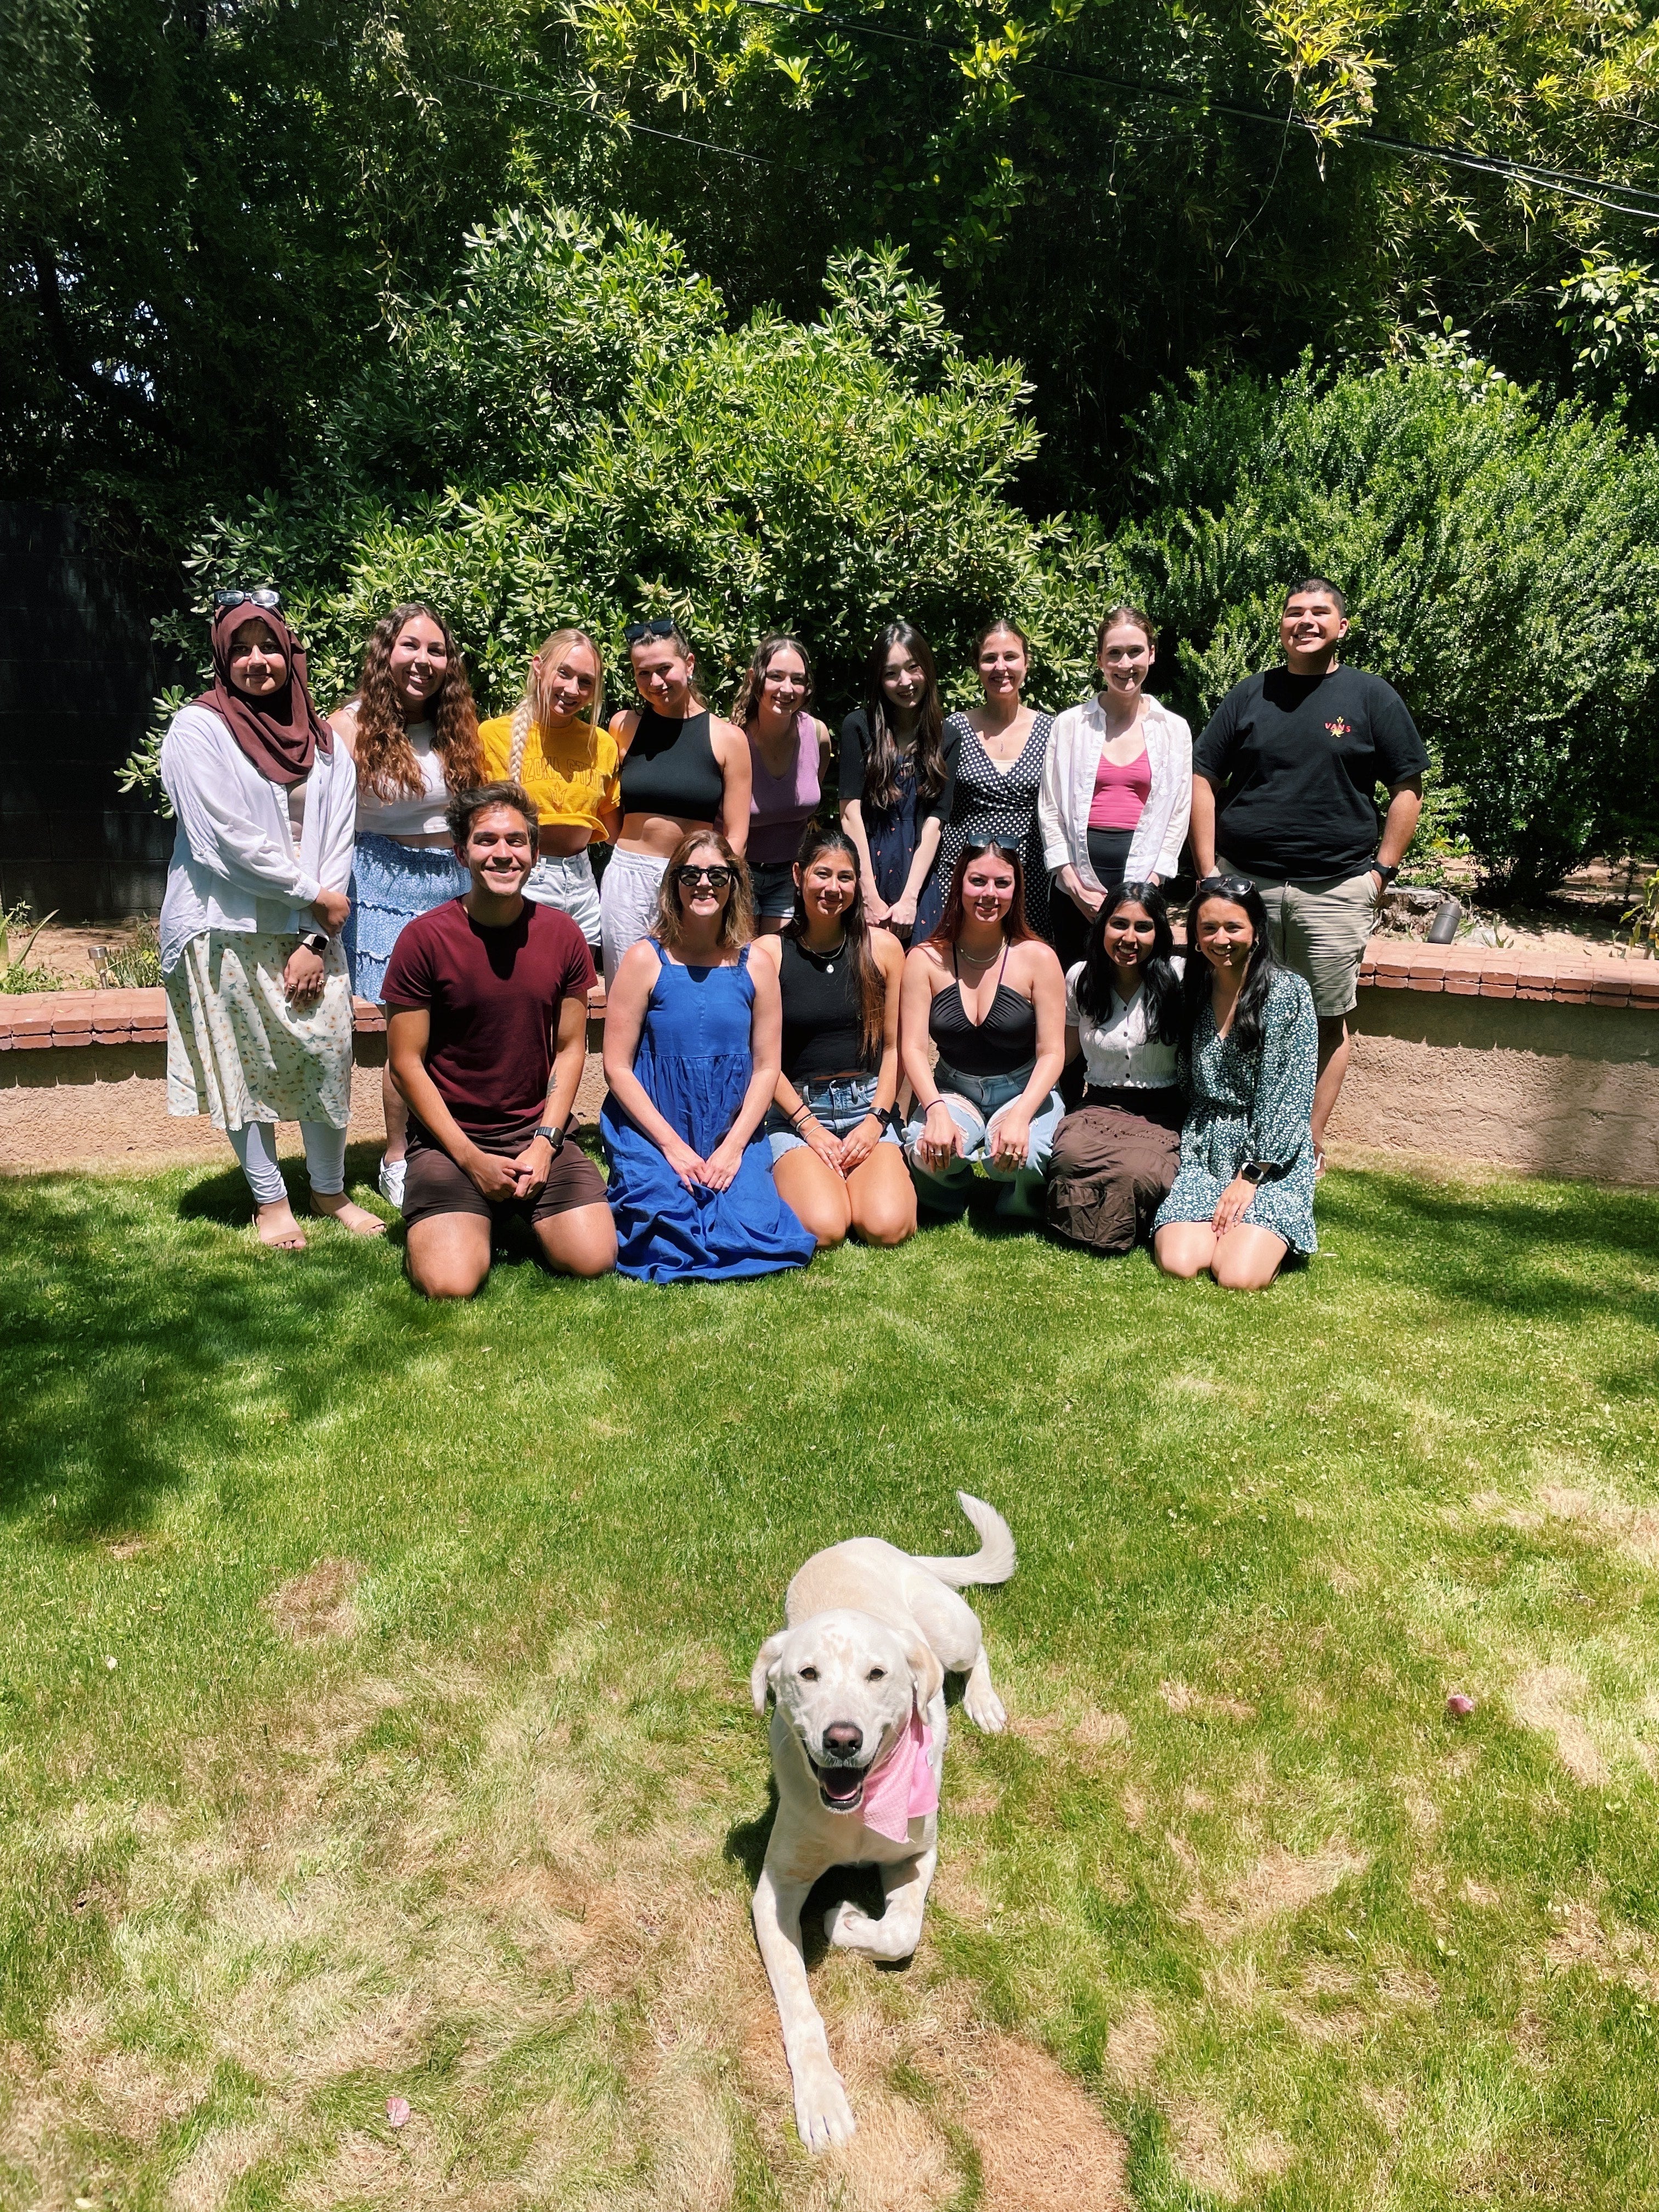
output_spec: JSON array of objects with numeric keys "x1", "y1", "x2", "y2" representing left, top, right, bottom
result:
[
  {"x1": 625, "y1": 617, "x2": 679, "y2": 645},
  {"x1": 213, "y1": 588, "x2": 284, "y2": 615}
]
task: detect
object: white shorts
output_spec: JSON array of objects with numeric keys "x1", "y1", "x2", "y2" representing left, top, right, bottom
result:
[
  {"x1": 599, "y1": 847, "x2": 668, "y2": 980},
  {"x1": 523, "y1": 848, "x2": 602, "y2": 948}
]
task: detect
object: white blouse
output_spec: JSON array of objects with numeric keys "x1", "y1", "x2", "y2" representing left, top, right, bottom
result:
[
  {"x1": 1065, "y1": 960, "x2": 1182, "y2": 1090},
  {"x1": 344, "y1": 707, "x2": 452, "y2": 838},
  {"x1": 158, "y1": 704, "x2": 357, "y2": 974},
  {"x1": 1039, "y1": 694, "x2": 1193, "y2": 891}
]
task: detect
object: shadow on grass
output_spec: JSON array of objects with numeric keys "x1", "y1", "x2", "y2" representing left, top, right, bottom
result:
[{"x1": 0, "y1": 1144, "x2": 448, "y2": 1537}]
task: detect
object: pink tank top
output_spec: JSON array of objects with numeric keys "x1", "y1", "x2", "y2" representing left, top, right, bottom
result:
[
  {"x1": 747, "y1": 718, "x2": 822, "y2": 864},
  {"x1": 1088, "y1": 745, "x2": 1151, "y2": 831}
]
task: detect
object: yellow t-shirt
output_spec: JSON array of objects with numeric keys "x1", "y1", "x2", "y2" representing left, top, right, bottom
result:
[{"x1": 477, "y1": 713, "x2": 621, "y2": 838}]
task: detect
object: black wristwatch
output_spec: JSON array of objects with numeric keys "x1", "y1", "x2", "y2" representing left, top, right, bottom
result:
[
  {"x1": 1371, "y1": 862, "x2": 1398, "y2": 887},
  {"x1": 299, "y1": 929, "x2": 329, "y2": 955},
  {"x1": 1239, "y1": 1159, "x2": 1268, "y2": 1185},
  {"x1": 534, "y1": 1122, "x2": 567, "y2": 1156}
]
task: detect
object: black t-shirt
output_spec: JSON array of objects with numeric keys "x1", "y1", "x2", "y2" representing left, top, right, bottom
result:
[
  {"x1": 837, "y1": 708, "x2": 958, "y2": 822},
  {"x1": 1193, "y1": 665, "x2": 1428, "y2": 878}
]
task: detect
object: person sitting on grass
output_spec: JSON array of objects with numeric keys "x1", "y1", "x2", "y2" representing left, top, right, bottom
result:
[
  {"x1": 1153, "y1": 874, "x2": 1317, "y2": 1291},
  {"x1": 748, "y1": 822, "x2": 916, "y2": 1251},
  {"x1": 899, "y1": 840, "x2": 1066, "y2": 1221},
  {"x1": 600, "y1": 832, "x2": 818, "y2": 1283},
  {"x1": 1046, "y1": 882, "x2": 1187, "y2": 1257},
  {"x1": 382, "y1": 782, "x2": 616, "y2": 1297}
]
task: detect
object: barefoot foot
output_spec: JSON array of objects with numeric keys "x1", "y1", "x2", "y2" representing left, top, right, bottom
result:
[
  {"x1": 254, "y1": 1199, "x2": 307, "y2": 1250},
  {"x1": 312, "y1": 1193, "x2": 387, "y2": 1237}
]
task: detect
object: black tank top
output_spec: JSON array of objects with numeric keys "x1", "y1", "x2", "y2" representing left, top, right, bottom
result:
[
  {"x1": 928, "y1": 945, "x2": 1037, "y2": 1077},
  {"x1": 778, "y1": 933, "x2": 868, "y2": 1081},
  {"x1": 618, "y1": 706, "x2": 724, "y2": 820}
]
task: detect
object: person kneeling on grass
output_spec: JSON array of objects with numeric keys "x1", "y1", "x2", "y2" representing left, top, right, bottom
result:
[
  {"x1": 748, "y1": 822, "x2": 916, "y2": 1250},
  {"x1": 1152, "y1": 874, "x2": 1317, "y2": 1291},
  {"x1": 899, "y1": 840, "x2": 1066, "y2": 1221},
  {"x1": 382, "y1": 782, "x2": 617, "y2": 1297},
  {"x1": 1046, "y1": 881, "x2": 1186, "y2": 1256},
  {"x1": 600, "y1": 832, "x2": 817, "y2": 1283}
]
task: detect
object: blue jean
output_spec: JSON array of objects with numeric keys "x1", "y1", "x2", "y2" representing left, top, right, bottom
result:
[
  {"x1": 765, "y1": 1071, "x2": 901, "y2": 1160},
  {"x1": 903, "y1": 1060, "x2": 1064, "y2": 1211}
]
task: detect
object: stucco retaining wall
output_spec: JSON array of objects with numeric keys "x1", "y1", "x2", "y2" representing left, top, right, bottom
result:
[{"x1": 3, "y1": 950, "x2": 1657, "y2": 1183}]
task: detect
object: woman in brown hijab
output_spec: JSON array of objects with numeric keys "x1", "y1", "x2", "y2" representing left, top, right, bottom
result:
[{"x1": 159, "y1": 592, "x2": 383, "y2": 1248}]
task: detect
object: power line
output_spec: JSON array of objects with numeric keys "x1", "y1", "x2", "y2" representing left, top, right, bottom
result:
[
  {"x1": 733, "y1": 0, "x2": 1659, "y2": 224},
  {"x1": 446, "y1": 75, "x2": 816, "y2": 171}
]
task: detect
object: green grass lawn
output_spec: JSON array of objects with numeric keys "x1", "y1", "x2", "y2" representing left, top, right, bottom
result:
[{"x1": 4, "y1": 1151, "x2": 1659, "y2": 2211}]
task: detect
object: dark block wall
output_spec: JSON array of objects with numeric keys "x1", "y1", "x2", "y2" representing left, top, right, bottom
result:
[{"x1": 0, "y1": 502, "x2": 174, "y2": 922}]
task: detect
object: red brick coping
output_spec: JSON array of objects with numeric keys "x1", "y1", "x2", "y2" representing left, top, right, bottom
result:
[{"x1": 3, "y1": 952, "x2": 1656, "y2": 1052}]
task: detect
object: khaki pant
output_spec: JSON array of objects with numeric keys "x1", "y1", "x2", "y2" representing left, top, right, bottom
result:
[{"x1": 1220, "y1": 859, "x2": 1379, "y2": 1018}]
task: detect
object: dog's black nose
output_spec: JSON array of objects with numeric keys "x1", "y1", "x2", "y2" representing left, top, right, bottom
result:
[{"x1": 823, "y1": 1722, "x2": 862, "y2": 1758}]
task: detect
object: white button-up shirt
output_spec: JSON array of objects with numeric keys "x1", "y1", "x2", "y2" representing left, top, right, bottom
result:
[{"x1": 1064, "y1": 960, "x2": 1182, "y2": 1090}]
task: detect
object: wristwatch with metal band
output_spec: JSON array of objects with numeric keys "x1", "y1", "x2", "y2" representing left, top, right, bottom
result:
[{"x1": 534, "y1": 1122, "x2": 567, "y2": 1156}]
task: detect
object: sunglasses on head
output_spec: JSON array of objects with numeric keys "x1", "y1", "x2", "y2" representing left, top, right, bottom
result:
[
  {"x1": 675, "y1": 864, "x2": 733, "y2": 891},
  {"x1": 1197, "y1": 873, "x2": 1255, "y2": 901},
  {"x1": 214, "y1": 588, "x2": 283, "y2": 616},
  {"x1": 962, "y1": 840, "x2": 1020, "y2": 866},
  {"x1": 625, "y1": 617, "x2": 679, "y2": 645}
]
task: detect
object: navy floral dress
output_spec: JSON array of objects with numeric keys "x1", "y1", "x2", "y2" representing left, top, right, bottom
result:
[{"x1": 1154, "y1": 968, "x2": 1318, "y2": 1253}]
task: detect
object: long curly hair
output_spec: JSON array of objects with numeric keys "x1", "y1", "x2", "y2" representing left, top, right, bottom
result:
[
  {"x1": 1074, "y1": 881, "x2": 1183, "y2": 1043},
  {"x1": 1182, "y1": 874, "x2": 1281, "y2": 1057},
  {"x1": 507, "y1": 627, "x2": 605, "y2": 782},
  {"x1": 731, "y1": 633, "x2": 815, "y2": 728},
  {"x1": 783, "y1": 821, "x2": 885, "y2": 1068},
  {"x1": 654, "y1": 830, "x2": 756, "y2": 955},
  {"x1": 859, "y1": 621, "x2": 949, "y2": 812},
  {"x1": 352, "y1": 603, "x2": 484, "y2": 802}
]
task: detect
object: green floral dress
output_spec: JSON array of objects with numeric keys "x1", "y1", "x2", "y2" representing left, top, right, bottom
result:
[{"x1": 1154, "y1": 968, "x2": 1318, "y2": 1254}]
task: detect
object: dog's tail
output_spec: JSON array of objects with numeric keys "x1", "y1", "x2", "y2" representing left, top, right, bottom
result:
[{"x1": 911, "y1": 1491, "x2": 1017, "y2": 1588}]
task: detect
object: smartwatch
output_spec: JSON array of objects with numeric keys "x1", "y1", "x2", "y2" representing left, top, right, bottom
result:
[
  {"x1": 534, "y1": 1122, "x2": 567, "y2": 1156},
  {"x1": 299, "y1": 930, "x2": 329, "y2": 955},
  {"x1": 1371, "y1": 862, "x2": 1398, "y2": 888},
  {"x1": 1239, "y1": 1160, "x2": 1268, "y2": 1185}
]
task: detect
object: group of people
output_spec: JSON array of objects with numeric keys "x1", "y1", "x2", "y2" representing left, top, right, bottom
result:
[{"x1": 157, "y1": 578, "x2": 1427, "y2": 1291}]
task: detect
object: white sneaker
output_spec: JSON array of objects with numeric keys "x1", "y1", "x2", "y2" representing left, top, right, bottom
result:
[{"x1": 377, "y1": 1153, "x2": 407, "y2": 1207}]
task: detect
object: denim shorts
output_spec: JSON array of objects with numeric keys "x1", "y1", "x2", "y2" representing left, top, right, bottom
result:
[
  {"x1": 902, "y1": 1059, "x2": 1065, "y2": 1176},
  {"x1": 765, "y1": 1071, "x2": 902, "y2": 1160}
]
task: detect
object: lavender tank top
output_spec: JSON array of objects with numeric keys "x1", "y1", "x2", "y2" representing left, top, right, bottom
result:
[{"x1": 747, "y1": 718, "x2": 822, "y2": 864}]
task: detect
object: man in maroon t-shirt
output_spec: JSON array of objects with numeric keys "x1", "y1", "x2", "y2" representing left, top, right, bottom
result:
[{"x1": 383, "y1": 782, "x2": 616, "y2": 1296}]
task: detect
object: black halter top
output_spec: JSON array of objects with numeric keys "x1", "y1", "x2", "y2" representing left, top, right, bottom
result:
[{"x1": 928, "y1": 944, "x2": 1036, "y2": 1076}]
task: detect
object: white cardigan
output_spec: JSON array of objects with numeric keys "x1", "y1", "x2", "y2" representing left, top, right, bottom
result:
[
  {"x1": 1038, "y1": 693, "x2": 1193, "y2": 892},
  {"x1": 159, "y1": 704, "x2": 357, "y2": 974}
]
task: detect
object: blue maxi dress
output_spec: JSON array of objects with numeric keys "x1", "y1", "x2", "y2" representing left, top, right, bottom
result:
[{"x1": 601, "y1": 944, "x2": 817, "y2": 1283}]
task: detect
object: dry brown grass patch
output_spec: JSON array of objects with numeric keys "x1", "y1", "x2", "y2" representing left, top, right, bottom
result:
[
  {"x1": 1159, "y1": 1680, "x2": 1255, "y2": 1722},
  {"x1": 1104, "y1": 1996, "x2": 1164, "y2": 2089},
  {"x1": 1510, "y1": 1666, "x2": 1608, "y2": 1786},
  {"x1": 265, "y1": 1558, "x2": 365, "y2": 1644},
  {"x1": 1184, "y1": 1838, "x2": 1369, "y2": 1943}
]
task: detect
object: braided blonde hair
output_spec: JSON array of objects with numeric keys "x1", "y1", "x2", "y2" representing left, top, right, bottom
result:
[{"x1": 509, "y1": 628, "x2": 605, "y2": 780}]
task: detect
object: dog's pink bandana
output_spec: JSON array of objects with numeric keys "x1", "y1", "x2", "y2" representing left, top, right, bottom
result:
[{"x1": 859, "y1": 1707, "x2": 939, "y2": 1842}]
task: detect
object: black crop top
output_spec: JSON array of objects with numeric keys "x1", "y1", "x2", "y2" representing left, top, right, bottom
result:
[
  {"x1": 618, "y1": 706, "x2": 725, "y2": 821},
  {"x1": 778, "y1": 933, "x2": 868, "y2": 1081},
  {"x1": 928, "y1": 946, "x2": 1037, "y2": 1077}
]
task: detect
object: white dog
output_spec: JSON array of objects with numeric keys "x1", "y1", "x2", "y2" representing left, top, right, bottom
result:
[{"x1": 749, "y1": 1491, "x2": 1015, "y2": 2151}]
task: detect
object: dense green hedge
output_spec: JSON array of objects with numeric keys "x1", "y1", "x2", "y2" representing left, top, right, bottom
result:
[{"x1": 129, "y1": 210, "x2": 1659, "y2": 885}]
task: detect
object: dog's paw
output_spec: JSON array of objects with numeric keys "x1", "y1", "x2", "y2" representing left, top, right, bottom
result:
[
  {"x1": 963, "y1": 1679, "x2": 1007, "y2": 1733},
  {"x1": 793, "y1": 2053, "x2": 856, "y2": 2152},
  {"x1": 824, "y1": 1899, "x2": 877, "y2": 1951}
]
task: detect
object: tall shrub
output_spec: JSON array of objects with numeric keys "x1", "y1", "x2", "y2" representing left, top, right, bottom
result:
[{"x1": 1119, "y1": 352, "x2": 1659, "y2": 886}]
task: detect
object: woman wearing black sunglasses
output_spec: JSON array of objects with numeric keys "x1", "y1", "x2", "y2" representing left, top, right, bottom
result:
[
  {"x1": 600, "y1": 831, "x2": 816, "y2": 1282},
  {"x1": 600, "y1": 619, "x2": 752, "y2": 979}
]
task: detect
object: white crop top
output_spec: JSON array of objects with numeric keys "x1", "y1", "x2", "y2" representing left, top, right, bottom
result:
[{"x1": 349, "y1": 713, "x2": 452, "y2": 838}]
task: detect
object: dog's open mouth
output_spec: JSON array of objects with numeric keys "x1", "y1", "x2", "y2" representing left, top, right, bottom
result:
[{"x1": 809, "y1": 1757, "x2": 868, "y2": 1814}]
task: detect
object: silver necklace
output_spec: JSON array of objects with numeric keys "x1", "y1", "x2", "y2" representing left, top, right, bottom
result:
[{"x1": 803, "y1": 932, "x2": 848, "y2": 974}]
